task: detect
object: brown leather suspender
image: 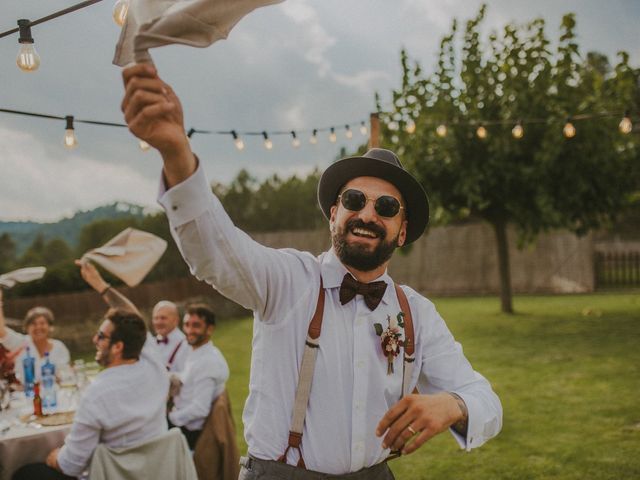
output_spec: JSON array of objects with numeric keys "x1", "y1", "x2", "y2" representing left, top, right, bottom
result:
[{"x1": 278, "y1": 280, "x2": 414, "y2": 468}]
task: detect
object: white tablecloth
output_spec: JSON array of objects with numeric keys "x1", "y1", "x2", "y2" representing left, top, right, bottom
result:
[{"x1": 0, "y1": 409, "x2": 71, "y2": 480}]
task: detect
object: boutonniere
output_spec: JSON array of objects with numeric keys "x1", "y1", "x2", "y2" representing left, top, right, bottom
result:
[{"x1": 374, "y1": 311, "x2": 405, "y2": 375}]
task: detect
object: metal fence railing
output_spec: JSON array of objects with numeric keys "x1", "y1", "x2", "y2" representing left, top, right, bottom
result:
[{"x1": 594, "y1": 251, "x2": 640, "y2": 288}]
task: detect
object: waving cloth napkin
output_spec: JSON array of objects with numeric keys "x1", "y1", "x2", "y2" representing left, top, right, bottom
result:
[
  {"x1": 81, "y1": 228, "x2": 167, "y2": 287},
  {"x1": 113, "y1": 0, "x2": 283, "y2": 66},
  {"x1": 0, "y1": 266, "x2": 46, "y2": 289}
]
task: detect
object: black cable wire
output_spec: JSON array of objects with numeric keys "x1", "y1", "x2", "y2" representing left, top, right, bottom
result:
[{"x1": 0, "y1": 0, "x2": 104, "y2": 39}]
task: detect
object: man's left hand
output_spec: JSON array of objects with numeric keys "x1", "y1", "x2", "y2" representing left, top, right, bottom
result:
[
  {"x1": 376, "y1": 393, "x2": 461, "y2": 454},
  {"x1": 45, "y1": 448, "x2": 61, "y2": 471}
]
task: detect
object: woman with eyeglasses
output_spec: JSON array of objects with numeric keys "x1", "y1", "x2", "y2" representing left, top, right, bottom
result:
[{"x1": 0, "y1": 288, "x2": 70, "y2": 384}]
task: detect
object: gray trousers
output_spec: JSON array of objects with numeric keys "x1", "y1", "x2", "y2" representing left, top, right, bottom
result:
[{"x1": 239, "y1": 456, "x2": 396, "y2": 480}]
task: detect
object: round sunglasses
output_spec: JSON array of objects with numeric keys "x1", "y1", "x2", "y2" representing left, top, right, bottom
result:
[{"x1": 338, "y1": 188, "x2": 404, "y2": 218}]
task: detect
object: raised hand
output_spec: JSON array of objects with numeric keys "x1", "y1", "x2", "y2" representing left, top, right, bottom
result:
[{"x1": 75, "y1": 260, "x2": 109, "y2": 293}]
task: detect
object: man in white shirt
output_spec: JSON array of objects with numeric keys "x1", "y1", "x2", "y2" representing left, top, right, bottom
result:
[
  {"x1": 13, "y1": 308, "x2": 169, "y2": 480},
  {"x1": 121, "y1": 64, "x2": 502, "y2": 479},
  {"x1": 152, "y1": 300, "x2": 188, "y2": 372},
  {"x1": 168, "y1": 303, "x2": 229, "y2": 450}
]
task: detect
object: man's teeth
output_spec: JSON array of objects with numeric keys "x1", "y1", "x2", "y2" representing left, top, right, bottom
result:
[{"x1": 352, "y1": 227, "x2": 378, "y2": 238}]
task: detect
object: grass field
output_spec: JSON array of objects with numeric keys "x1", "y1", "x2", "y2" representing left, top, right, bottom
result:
[{"x1": 211, "y1": 292, "x2": 640, "y2": 480}]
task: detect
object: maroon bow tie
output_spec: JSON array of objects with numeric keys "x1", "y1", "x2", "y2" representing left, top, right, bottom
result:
[
  {"x1": 156, "y1": 336, "x2": 169, "y2": 345},
  {"x1": 339, "y1": 273, "x2": 387, "y2": 311}
]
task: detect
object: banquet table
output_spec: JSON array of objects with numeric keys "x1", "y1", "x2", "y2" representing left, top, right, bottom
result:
[{"x1": 0, "y1": 400, "x2": 72, "y2": 480}]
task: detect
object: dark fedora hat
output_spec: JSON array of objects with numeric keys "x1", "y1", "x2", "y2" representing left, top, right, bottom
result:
[{"x1": 317, "y1": 148, "x2": 429, "y2": 245}]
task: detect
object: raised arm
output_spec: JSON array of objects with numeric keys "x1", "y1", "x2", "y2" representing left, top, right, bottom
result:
[
  {"x1": 75, "y1": 260, "x2": 141, "y2": 316},
  {"x1": 0, "y1": 288, "x2": 6, "y2": 338}
]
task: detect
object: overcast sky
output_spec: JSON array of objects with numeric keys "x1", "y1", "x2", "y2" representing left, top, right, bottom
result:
[{"x1": 1, "y1": 0, "x2": 638, "y2": 222}]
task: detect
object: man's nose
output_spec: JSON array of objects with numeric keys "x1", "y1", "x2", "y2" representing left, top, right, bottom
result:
[{"x1": 357, "y1": 199, "x2": 378, "y2": 223}]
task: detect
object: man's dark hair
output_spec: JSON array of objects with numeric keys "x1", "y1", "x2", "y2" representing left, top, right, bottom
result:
[
  {"x1": 105, "y1": 308, "x2": 147, "y2": 360},
  {"x1": 186, "y1": 303, "x2": 216, "y2": 327}
]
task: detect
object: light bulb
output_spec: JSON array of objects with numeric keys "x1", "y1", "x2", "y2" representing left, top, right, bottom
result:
[
  {"x1": 329, "y1": 127, "x2": 337, "y2": 143},
  {"x1": 619, "y1": 114, "x2": 632, "y2": 134},
  {"x1": 64, "y1": 129, "x2": 77, "y2": 149},
  {"x1": 310, "y1": 129, "x2": 318, "y2": 145},
  {"x1": 476, "y1": 125, "x2": 487, "y2": 139},
  {"x1": 291, "y1": 131, "x2": 301, "y2": 148},
  {"x1": 262, "y1": 132, "x2": 273, "y2": 150},
  {"x1": 405, "y1": 120, "x2": 416, "y2": 134},
  {"x1": 231, "y1": 130, "x2": 244, "y2": 150},
  {"x1": 359, "y1": 121, "x2": 368, "y2": 136},
  {"x1": 16, "y1": 20, "x2": 40, "y2": 72},
  {"x1": 63, "y1": 116, "x2": 77, "y2": 149},
  {"x1": 113, "y1": 0, "x2": 129, "y2": 27},
  {"x1": 436, "y1": 124, "x2": 447, "y2": 137},
  {"x1": 563, "y1": 121, "x2": 576, "y2": 138},
  {"x1": 345, "y1": 125, "x2": 353, "y2": 139},
  {"x1": 139, "y1": 140, "x2": 151, "y2": 151},
  {"x1": 512, "y1": 122, "x2": 524, "y2": 139}
]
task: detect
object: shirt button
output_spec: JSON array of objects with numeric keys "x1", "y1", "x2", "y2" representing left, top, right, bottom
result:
[
  {"x1": 172, "y1": 204, "x2": 178, "y2": 211},
  {"x1": 357, "y1": 360, "x2": 365, "y2": 369},
  {"x1": 356, "y1": 317, "x2": 364, "y2": 326}
]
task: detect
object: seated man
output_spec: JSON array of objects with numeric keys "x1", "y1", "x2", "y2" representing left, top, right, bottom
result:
[
  {"x1": 152, "y1": 300, "x2": 188, "y2": 372},
  {"x1": 168, "y1": 304, "x2": 229, "y2": 450},
  {"x1": 13, "y1": 308, "x2": 170, "y2": 480}
]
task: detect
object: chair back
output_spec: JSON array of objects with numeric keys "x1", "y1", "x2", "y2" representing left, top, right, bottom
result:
[{"x1": 89, "y1": 427, "x2": 198, "y2": 480}]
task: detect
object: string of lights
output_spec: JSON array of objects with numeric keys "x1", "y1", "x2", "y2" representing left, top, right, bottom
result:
[
  {"x1": 0, "y1": 107, "x2": 370, "y2": 151},
  {"x1": 1, "y1": 107, "x2": 634, "y2": 152}
]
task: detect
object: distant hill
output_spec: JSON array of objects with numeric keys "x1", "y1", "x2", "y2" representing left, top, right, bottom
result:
[{"x1": 0, "y1": 202, "x2": 147, "y2": 255}]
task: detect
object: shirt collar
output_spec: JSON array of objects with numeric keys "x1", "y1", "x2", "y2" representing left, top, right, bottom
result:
[{"x1": 320, "y1": 248, "x2": 394, "y2": 307}]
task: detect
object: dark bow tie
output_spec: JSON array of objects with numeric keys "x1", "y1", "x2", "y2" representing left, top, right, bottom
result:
[
  {"x1": 339, "y1": 273, "x2": 387, "y2": 311},
  {"x1": 156, "y1": 336, "x2": 169, "y2": 345}
]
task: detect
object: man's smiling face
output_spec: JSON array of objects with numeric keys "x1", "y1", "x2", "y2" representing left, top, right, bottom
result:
[{"x1": 330, "y1": 176, "x2": 407, "y2": 273}]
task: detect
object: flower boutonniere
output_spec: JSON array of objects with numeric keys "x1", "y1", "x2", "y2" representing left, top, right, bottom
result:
[{"x1": 374, "y1": 312, "x2": 405, "y2": 375}]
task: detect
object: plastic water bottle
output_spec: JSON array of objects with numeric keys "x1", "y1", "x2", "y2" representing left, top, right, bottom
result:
[
  {"x1": 41, "y1": 352, "x2": 57, "y2": 414},
  {"x1": 22, "y1": 346, "x2": 36, "y2": 399}
]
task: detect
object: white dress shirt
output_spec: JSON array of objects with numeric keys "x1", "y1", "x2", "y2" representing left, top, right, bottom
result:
[
  {"x1": 154, "y1": 327, "x2": 188, "y2": 372},
  {"x1": 169, "y1": 341, "x2": 229, "y2": 431},
  {"x1": 56, "y1": 349, "x2": 170, "y2": 477},
  {"x1": 0, "y1": 328, "x2": 70, "y2": 383},
  {"x1": 158, "y1": 164, "x2": 502, "y2": 475}
]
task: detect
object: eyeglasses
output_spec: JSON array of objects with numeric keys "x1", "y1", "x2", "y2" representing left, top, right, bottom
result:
[
  {"x1": 96, "y1": 330, "x2": 111, "y2": 341},
  {"x1": 338, "y1": 189, "x2": 404, "y2": 218}
]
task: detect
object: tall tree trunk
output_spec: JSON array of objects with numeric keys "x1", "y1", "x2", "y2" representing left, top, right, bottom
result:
[{"x1": 492, "y1": 220, "x2": 513, "y2": 313}]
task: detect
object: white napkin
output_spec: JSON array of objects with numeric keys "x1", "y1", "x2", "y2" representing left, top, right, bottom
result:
[{"x1": 0, "y1": 266, "x2": 46, "y2": 289}]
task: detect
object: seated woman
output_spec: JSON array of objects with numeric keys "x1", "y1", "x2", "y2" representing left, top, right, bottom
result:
[{"x1": 0, "y1": 288, "x2": 70, "y2": 383}]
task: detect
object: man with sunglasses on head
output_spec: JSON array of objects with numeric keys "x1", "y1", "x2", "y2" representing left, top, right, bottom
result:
[
  {"x1": 121, "y1": 64, "x2": 502, "y2": 479},
  {"x1": 13, "y1": 309, "x2": 170, "y2": 480}
]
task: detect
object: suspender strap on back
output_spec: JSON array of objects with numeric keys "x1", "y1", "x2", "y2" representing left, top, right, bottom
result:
[{"x1": 277, "y1": 279, "x2": 325, "y2": 468}]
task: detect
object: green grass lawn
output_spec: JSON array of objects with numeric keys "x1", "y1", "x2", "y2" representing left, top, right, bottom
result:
[{"x1": 212, "y1": 292, "x2": 640, "y2": 480}]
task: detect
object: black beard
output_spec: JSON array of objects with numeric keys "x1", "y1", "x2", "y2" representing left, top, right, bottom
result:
[{"x1": 332, "y1": 218, "x2": 398, "y2": 272}]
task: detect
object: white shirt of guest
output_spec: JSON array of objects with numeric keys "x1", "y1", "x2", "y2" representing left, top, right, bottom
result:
[
  {"x1": 169, "y1": 341, "x2": 229, "y2": 431},
  {"x1": 0, "y1": 327, "x2": 70, "y2": 383},
  {"x1": 154, "y1": 327, "x2": 188, "y2": 372},
  {"x1": 56, "y1": 349, "x2": 170, "y2": 477},
  {"x1": 158, "y1": 163, "x2": 503, "y2": 475}
]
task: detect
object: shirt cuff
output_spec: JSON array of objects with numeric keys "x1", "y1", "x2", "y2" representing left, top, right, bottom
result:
[
  {"x1": 449, "y1": 391, "x2": 485, "y2": 452},
  {"x1": 56, "y1": 445, "x2": 85, "y2": 477},
  {"x1": 157, "y1": 158, "x2": 213, "y2": 227}
]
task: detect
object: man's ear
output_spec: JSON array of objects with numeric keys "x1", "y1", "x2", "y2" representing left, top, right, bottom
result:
[
  {"x1": 397, "y1": 219, "x2": 408, "y2": 247},
  {"x1": 110, "y1": 340, "x2": 124, "y2": 357},
  {"x1": 206, "y1": 324, "x2": 215, "y2": 338}
]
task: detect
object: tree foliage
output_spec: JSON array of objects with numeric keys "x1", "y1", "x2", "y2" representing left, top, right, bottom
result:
[{"x1": 379, "y1": 6, "x2": 640, "y2": 311}]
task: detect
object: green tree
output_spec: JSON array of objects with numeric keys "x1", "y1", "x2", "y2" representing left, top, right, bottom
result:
[
  {"x1": 0, "y1": 233, "x2": 16, "y2": 273},
  {"x1": 381, "y1": 6, "x2": 640, "y2": 312}
]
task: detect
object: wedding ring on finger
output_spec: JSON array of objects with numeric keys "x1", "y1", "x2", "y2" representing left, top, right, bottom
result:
[{"x1": 406, "y1": 424, "x2": 417, "y2": 436}]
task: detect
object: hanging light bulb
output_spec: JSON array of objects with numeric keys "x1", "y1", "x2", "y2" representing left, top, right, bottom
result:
[
  {"x1": 16, "y1": 20, "x2": 40, "y2": 72},
  {"x1": 291, "y1": 131, "x2": 301, "y2": 148},
  {"x1": 512, "y1": 120, "x2": 524, "y2": 139},
  {"x1": 405, "y1": 119, "x2": 416, "y2": 134},
  {"x1": 436, "y1": 123, "x2": 448, "y2": 137},
  {"x1": 262, "y1": 131, "x2": 273, "y2": 150},
  {"x1": 139, "y1": 140, "x2": 151, "y2": 151},
  {"x1": 63, "y1": 116, "x2": 77, "y2": 149},
  {"x1": 310, "y1": 129, "x2": 318, "y2": 145},
  {"x1": 329, "y1": 127, "x2": 337, "y2": 143},
  {"x1": 112, "y1": 0, "x2": 129, "y2": 27},
  {"x1": 619, "y1": 111, "x2": 633, "y2": 134},
  {"x1": 359, "y1": 121, "x2": 368, "y2": 136},
  {"x1": 345, "y1": 125, "x2": 353, "y2": 139},
  {"x1": 563, "y1": 119, "x2": 576, "y2": 138},
  {"x1": 476, "y1": 125, "x2": 487, "y2": 139},
  {"x1": 231, "y1": 130, "x2": 244, "y2": 151}
]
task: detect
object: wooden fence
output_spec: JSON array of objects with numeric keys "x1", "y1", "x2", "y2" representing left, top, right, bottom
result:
[{"x1": 594, "y1": 251, "x2": 640, "y2": 287}]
